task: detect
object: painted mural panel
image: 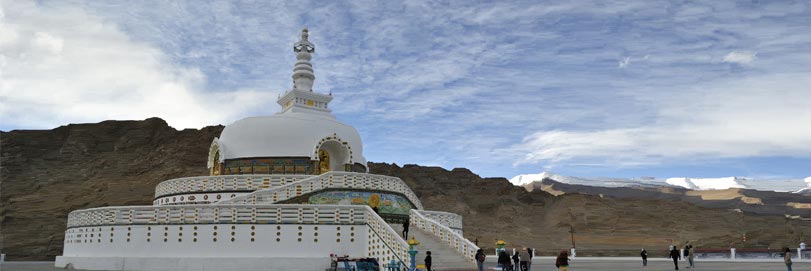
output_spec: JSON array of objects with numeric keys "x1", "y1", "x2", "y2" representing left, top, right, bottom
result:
[{"x1": 308, "y1": 191, "x2": 413, "y2": 215}]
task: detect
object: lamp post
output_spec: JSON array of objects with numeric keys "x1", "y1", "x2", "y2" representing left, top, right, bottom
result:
[
  {"x1": 496, "y1": 240, "x2": 506, "y2": 269},
  {"x1": 408, "y1": 236, "x2": 420, "y2": 271}
]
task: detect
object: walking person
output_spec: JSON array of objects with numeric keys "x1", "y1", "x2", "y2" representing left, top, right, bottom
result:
[
  {"x1": 784, "y1": 247, "x2": 793, "y2": 271},
  {"x1": 640, "y1": 248, "x2": 648, "y2": 267},
  {"x1": 526, "y1": 248, "x2": 533, "y2": 271},
  {"x1": 669, "y1": 246, "x2": 680, "y2": 270},
  {"x1": 519, "y1": 248, "x2": 531, "y2": 271},
  {"x1": 512, "y1": 249, "x2": 520, "y2": 271},
  {"x1": 686, "y1": 245, "x2": 695, "y2": 268},
  {"x1": 475, "y1": 249, "x2": 486, "y2": 271},
  {"x1": 498, "y1": 250, "x2": 511, "y2": 271},
  {"x1": 402, "y1": 219, "x2": 409, "y2": 239},
  {"x1": 424, "y1": 251, "x2": 432, "y2": 271},
  {"x1": 555, "y1": 250, "x2": 570, "y2": 271}
]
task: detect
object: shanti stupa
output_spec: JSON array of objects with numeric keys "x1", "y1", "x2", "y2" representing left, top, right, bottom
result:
[{"x1": 55, "y1": 29, "x2": 478, "y2": 270}]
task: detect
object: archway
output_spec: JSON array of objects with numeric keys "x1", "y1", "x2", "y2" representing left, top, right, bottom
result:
[
  {"x1": 316, "y1": 140, "x2": 350, "y2": 174},
  {"x1": 208, "y1": 139, "x2": 222, "y2": 176}
]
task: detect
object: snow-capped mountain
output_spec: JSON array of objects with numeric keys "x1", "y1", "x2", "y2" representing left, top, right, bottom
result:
[
  {"x1": 509, "y1": 172, "x2": 583, "y2": 186},
  {"x1": 799, "y1": 177, "x2": 811, "y2": 194},
  {"x1": 509, "y1": 172, "x2": 811, "y2": 193},
  {"x1": 509, "y1": 172, "x2": 665, "y2": 188}
]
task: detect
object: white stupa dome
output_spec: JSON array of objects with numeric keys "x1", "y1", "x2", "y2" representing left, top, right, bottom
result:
[{"x1": 217, "y1": 112, "x2": 366, "y2": 165}]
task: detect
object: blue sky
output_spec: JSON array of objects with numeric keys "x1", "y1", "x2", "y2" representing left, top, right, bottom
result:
[{"x1": 2, "y1": 0, "x2": 810, "y2": 180}]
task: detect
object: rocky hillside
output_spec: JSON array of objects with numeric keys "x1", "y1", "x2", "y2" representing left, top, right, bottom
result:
[
  {"x1": 1, "y1": 118, "x2": 223, "y2": 260},
  {"x1": 2, "y1": 118, "x2": 810, "y2": 260}
]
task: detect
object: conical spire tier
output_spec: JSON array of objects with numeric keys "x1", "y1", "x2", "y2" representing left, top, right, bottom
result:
[
  {"x1": 292, "y1": 28, "x2": 315, "y2": 91},
  {"x1": 277, "y1": 28, "x2": 333, "y2": 115}
]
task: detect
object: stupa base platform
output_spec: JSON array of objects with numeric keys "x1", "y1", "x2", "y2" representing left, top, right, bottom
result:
[{"x1": 55, "y1": 256, "x2": 329, "y2": 271}]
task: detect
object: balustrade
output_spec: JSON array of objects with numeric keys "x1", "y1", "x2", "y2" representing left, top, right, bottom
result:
[
  {"x1": 154, "y1": 175, "x2": 310, "y2": 199},
  {"x1": 218, "y1": 172, "x2": 424, "y2": 210},
  {"x1": 409, "y1": 209, "x2": 478, "y2": 263}
]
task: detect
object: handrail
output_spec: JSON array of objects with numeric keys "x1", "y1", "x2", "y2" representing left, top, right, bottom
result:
[
  {"x1": 416, "y1": 210, "x2": 463, "y2": 231},
  {"x1": 410, "y1": 209, "x2": 479, "y2": 263},
  {"x1": 154, "y1": 174, "x2": 311, "y2": 199},
  {"x1": 363, "y1": 205, "x2": 411, "y2": 268},
  {"x1": 217, "y1": 172, "x2": 424, "y2": 210},
  {"x1": 66, "y1": 204, "x2": 366, "y2": 228}
]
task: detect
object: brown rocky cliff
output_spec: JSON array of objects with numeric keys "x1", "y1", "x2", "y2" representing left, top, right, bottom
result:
[
  {"x1": 1, "y1": 118, "x2": 223, "y2": 260},
  {"x1": 1, "y1": 119, "x2": 809, "y2": 260}
]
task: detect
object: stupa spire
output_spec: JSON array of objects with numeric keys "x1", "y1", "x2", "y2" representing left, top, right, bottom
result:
[
  {"x1": 292, "y1": 28, "x2": 315, "y2": 91},
  {"x1": 277, "y1": 28, "x2": 333, "y2": 115}
]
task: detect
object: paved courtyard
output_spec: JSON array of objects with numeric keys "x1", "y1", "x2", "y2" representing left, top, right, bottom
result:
[
  {"x1": 1, "y1": 259, "x2": 809, "y2": 271},
  {"x1": 481, "y1": 257, "x2": 809, "y2": 271}
]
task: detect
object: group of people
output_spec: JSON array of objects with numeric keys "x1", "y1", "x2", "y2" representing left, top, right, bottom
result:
[
  {"x1": 657, "y1": 244, "x2": 798, "y2": 271},
  {"x1": 494, "y1": 247, "x2": 534, "y2": 271},
  {"x1": 473, "y1": 247, "x2": 570, "y2": 271},
  {"x1": 429, "y1": 240, "x2": 805, "y2": 271},
  {"x1": 664, "y1": 244, "x2": 695, "y2": 270}
]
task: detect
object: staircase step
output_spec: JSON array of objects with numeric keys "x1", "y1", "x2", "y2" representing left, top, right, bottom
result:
[{"x1": 390, "y1": 223, "x2": 475, "y2": 270}]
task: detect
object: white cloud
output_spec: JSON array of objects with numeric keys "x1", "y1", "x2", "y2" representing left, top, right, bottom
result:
[
  {"x1": 31, "y1": 32, "x2": 63, "y2": 54},
  {"x1": 723, "y1": 51, "x2": 757, "y2": 64},
  {"x1": 618, "y1": 57, "x2": 631, "y2": 68},
  {"x1": 510, "y1": 72, "x2": 811, "y2": 167},
  {"x1": 0, "y1": 1, "x2": 274, "y2": 130}
]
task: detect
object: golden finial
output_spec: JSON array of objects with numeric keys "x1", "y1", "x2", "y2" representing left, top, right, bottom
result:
[{"x1": 408, "y1": 236, "x2": 420, "y2": 246}]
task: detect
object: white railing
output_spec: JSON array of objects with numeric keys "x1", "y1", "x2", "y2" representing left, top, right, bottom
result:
[
  {"x1": 217, "y1": 172, "x2": 424, "y2": 210},
  {"x1": 154, "y1": 175, "x2": 311, "y2": 199},
  {"x1": 410, "y1": 209, "x2": 478, "y2": 263},
  {"x1": 364, "y1": 206, "x2": 411, "y2": 267},
  {"x1": 416, "y1": 210, "x2": 463, "y2": 232},
  {"x1": 66, "y1": 204, "x2": 365, "y2": 228}
]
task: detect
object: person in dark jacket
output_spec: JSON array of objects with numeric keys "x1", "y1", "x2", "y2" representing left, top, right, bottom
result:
[
  {"x1": 526, "y1": 248, "x2": 534, "y2": 271},
  {"x1": 640, "y1": 248, "x2": 648, "y2": 266},
  {"x1": 402, "y1": 219, "x2": 409, "y2": 239},
  {"x1": 424, "y1": 251, "x2": 432, "y2": 271},
  {"x1": 498, "y1": 250, "x2": 511, "y2": 271},
  {"x1": 555, "y1": 250, "x2": 570, "y2": 271},
  {"x1": 475, "y1": 249, "x2": 486, "y2": 271},
  {"x1": 512, "y1": 250, "x2": 520, "y2": 271},
  {"x1": 669, "y1": 247, "x2": 680, "y2": 270}
]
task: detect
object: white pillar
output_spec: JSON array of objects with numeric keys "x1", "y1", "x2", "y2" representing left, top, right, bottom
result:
[
  {"x1": 730, "y1": 248, "x2": 736, "y2": 260},
  {"x1": 680, "y1": 249, "x2": 685, "y2": 259},
  {"x1": 570, "y1": 248, "x2": 576, "y2": 258},
  {"x1": 798, "y1": 248, "x2": 803, "y2": 260}
]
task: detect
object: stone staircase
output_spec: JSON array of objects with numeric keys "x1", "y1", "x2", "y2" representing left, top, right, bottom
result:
[{"x1": 389, "y1": 223, "x2": 475, "y2": 270}]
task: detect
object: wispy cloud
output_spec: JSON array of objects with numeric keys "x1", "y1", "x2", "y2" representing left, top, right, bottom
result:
[
  {"x1": 618, "y1": 57, "x2": 631, "y2": 68},
  {"x1": 509, "y1": 72, "x2": 811, "y2": 168},
  {"x1": 723, "y1": 51, "x2": 757, "y2": 64}
]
